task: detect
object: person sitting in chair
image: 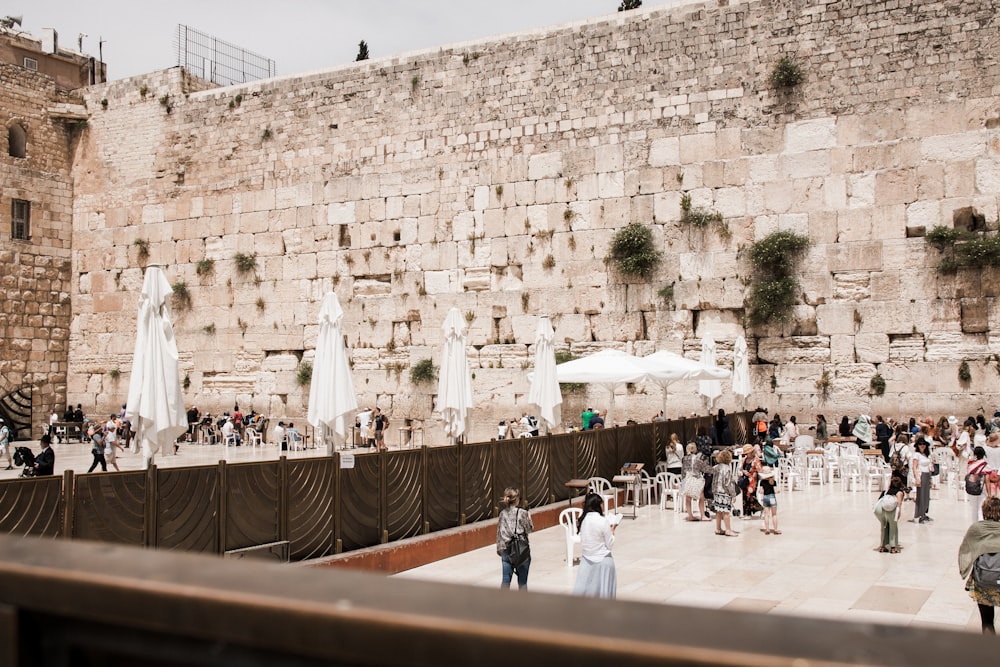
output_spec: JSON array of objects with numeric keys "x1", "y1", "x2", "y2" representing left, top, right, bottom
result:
[
  {"x1": 221, "y1": 417, "x2": 241, "y2": 446},
  {"x1": 34, "y1": 435, "x2": 55, "y2": 476}
]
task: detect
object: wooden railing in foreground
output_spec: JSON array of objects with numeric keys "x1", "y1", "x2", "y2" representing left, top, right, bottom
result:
[{"x1": 0, "y1": 534, "x2": 989, "y2": 667}]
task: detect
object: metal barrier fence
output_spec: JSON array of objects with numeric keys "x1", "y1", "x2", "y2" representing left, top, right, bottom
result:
[{"x1": 0, "y1": 414, "x2": 751, "y2": 560}]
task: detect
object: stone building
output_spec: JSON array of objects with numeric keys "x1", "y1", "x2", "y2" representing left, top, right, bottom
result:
[{"x1": 8, "y1": 0, "x2": 1000, "y2": 442}]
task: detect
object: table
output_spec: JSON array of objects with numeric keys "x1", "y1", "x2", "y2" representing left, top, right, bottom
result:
[
  {"x1": 51, "y1": 421, "x2": 84, "y2": 443},
  {"x1": 612, "y1": 474, "x2": 640, "y2": 520},
  {"x1": 564, "y1": 479, "x2": 589, "y2": 506}
]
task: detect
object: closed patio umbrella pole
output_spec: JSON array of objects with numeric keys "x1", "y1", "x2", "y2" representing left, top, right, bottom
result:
[
  {"x1": 125, "y1": 267, "x2": 188, "y2": 469},
  {"x1": 307, "y1": 292, "x2": 358, "y2": 455},
  {"x1": 527, "y1": 317, "x2": 561, "y2": 434},
  {"x1": 438, "y1": 308, "x2": 474, "y2": 444}
]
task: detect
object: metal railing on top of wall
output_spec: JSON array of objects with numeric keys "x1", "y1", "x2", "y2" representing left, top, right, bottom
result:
[{"x1": 0, "y1": 413, "x2": 751, "y2": 560}]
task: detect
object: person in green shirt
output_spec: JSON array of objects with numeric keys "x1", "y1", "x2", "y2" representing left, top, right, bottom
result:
[{"x1": 581, "y1": 408, "x2": 595, "y2": 430}]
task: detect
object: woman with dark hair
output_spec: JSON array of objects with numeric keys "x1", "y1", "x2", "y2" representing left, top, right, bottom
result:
[
  {"x1": 958, "y1": 496, "x2": 1000, "y2": 634},
  {"x1": 496, "y1": 487, "x2": 533, "y2": 590},
  {"x1": 814, "y1": 414, "x2": 828, "y2": 443},
  {"x1": 874, "y1": 415, "x2": 892, "y2": 461},
  {"x1": 910, "y1": 439, "x2": 933, "y2": 524},
  {"x1": 839, "y1": 416, "x2": 852, "y2": 438},
  {"x1": 694, "y1": 426, "x2": 713, "y2": 460},
  {"x1": 573, "y1": 493, "x2": 618, "y2": 599},
  {"x1": 714, "y1": 409, "x2": 733, "y2": 447},
  {"x1": 968, "y1": 446, "x2": 993, "y2": 524},
  {"x1": 874, "y1": 473, "x2": 905, "y2": 553}
]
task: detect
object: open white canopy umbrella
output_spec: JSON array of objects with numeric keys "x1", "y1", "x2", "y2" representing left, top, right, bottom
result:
[
  {"x1": 643, "y1": 350, "x2": 731, "y2": 415},
  {"x1": 527, "y1": 317, "x2": 562, "y2": 433},
  {"x1": 438, "y1": 307, "x2": 474, "y2": 443},
  {"x1": 307, "y1": 292, "x2": 358, "y2": 454},
  {"x1": 698, "y1": 336, "x2": 723, "y2": 410},
  {"x1": 732, "y1": 335, "x2": 752, "y2": 402},
  {"x1": 555, "y1": 349, "x2": 648, "y2": 427},
  {"x1": 125, "y1": 267, "x2": 188, "y2": 469}
]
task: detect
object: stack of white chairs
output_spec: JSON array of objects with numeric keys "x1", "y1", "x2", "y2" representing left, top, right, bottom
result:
[
  {"x1": 777, "y1": 457, "x2": 801, "y2": 491},
  {"x1": 861, "y1": 456, "x2": 887, "y2": 492},
  {"x1": 840, "y1": 455, "x2": 862, "y2": 492},
  {"x1": 558, "y1": 507, "x2": 582, "y2": 567},
  {"x1": 823, "y1": 444, "x2": 840, "y2": 483},
  {"x1": 657, "y1": 472, "x2": 682, "y2": 512}
]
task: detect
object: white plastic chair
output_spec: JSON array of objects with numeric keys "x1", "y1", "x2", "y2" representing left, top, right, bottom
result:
[
  {"x1": 862, "y1": 456, "x2": 887, "y2": 492},
  {"x1": 655, "y1": 461, "x2": 669, "y2": 474},
  {"x1": 840, "y1": 455, "x2": 861, "y2": 492},
  {"x1": 657, "y1": 472, "x2": 682, "y2": 512},
  {"x1": 559, "y1": 507, "x2": 582, "y2": 567},
  {"x1": 794, "y1": 434, "x2": 815, "y2": 451},
  {"x1": 245, "y1": 428, "x2": 262, "y2": 449},
  {"x1": 777, "y1": 457, "x2": 800, "y2": 491},
  {"x1": 587, "y1": 477, "x2": 618, "y2": 515},
  {"x1": 805, "y1": 452, "x2": 825, "y2": 486},
  {"x1": 223, "y1": 432, "x2": 238, "y2": 448}
]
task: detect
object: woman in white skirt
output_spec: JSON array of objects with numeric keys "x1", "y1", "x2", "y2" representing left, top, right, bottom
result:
[{"x1": 572, "y1": 493, "x2": 617, "y2": 599}]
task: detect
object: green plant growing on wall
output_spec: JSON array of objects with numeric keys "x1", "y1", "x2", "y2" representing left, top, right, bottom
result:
[
  {"x1": 196, "y1": 258, "x2": 215, "y2": 277},
  {"x1": 203, "y1": 323, "x2": 216, "y2": 334},
  {"x1": 297, "y1": 361, "x2": 313, "y2": 386},
  {"x1": 495, "y1": 185, "x2": 503, "y2": 197},
  {"x1": 410, "y1": 358, "x2": 437, "y2": 385},
  {"x1": 769, "y1": 55, "x2": 805, "y2": 89},
  {"x1": 237, "y1": 317, "x2": 248, "y2": 335},
  {"x1": 464, "y1": 310, "x2": 475, "y2": 324},
  {"x1": 870, "y1": 373, "x2": 886, "y2": 396},
  {"x1": 234, "y1": 252, "x2": 257, "y2": 276},
  {"x1": 924, "y1": 225, "x2": 1000, "y2": 274},
  {"x1": 657, "y1": 283, "x2": 675, "y2": 306},
  {"x1": 609, "y1": 222, "x2": 661, "y2": 279},
  {"x1": 815, "y1": 371, "x2": 832, "y2": 400},
  {"x1": 410, "y1": 74, "x2": 420, "y2": 89},
  {"x1": 139, "y1": 84, "x2": 148, "y2": 98},
  {"x1": 158, "y1": 94, "x2": 172, "y2": 113},
  {"x1": 256, "y1": 296, "x2": 266, "y2": 313},
  {"x1": 100, "y1": 98, "x2": 108, "y2": 110},
  {"x1": 680, "y1": 193, "x2": 730, "y2": 239},
  {"x1": 108, "y1": 368, "x2": 120, "y2": 380},
  {"x1": 521, "y1": 292, "x2": 529, "y2": 310},
  {"x1": 958, "y1": 360, "x2": 972, "y2": 385},
  {"x1": 554, "y1": 351, "x2": 585, "y2": 393},
  {"x1": 745, "y1": 230, "x2": 810, "y2": 327},
  {"x1": 133, "y1": 238, "x2": 150, "y2": 262},
  {"x1": 542, "y1": 254, "x2": 556, "y2": 270},
  {"x1": 356, "y1": 40, "x2": 370, "y2": 61},
  {"x1": 261, "y1": 127, "x2": 272, "y2": 141},
  {"x1": 183, "y1": 374, "x2": 191, "y2": 390},
  {"x1": 171, "y1": 281, "x2": 192, "y2": 312},
  {"x1": 618, "y1": 0, "x2": 642, "y2": 10}
]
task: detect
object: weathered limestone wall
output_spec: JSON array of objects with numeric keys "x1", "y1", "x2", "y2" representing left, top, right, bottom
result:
[
  {"x1": 68, "y1": 0, "x2": 1000, "y2": 441},
  {"x1": 0, "y1": 63, "x2": 76, "y2": 431}
]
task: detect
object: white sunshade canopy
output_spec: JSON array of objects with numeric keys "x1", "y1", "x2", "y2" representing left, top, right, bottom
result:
[{"x1": 554, "y1": 349, "x2": 648, "y2": 426}]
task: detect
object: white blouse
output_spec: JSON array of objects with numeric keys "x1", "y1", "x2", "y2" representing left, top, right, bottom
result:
[{"x1": 578, "y1": 512, "x2": 614, "y2": 563}]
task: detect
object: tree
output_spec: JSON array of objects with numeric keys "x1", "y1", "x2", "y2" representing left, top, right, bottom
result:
[
  {"x1": 356, "y1": 40, "x2": 369, "y2": 62},
  {"x1": 618, "y1": 0, "x2": 642, "y2": 10}
]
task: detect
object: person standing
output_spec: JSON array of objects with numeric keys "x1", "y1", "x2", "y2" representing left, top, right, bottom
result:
[
  {"x1": 589, "y1": 410, "x2": 605, "y2": 429},
  {"x1": 34, "y1": 435, "x2": 54, "y2": 475},
  {"x1": 758, "y1": 466, "x2": 781, "y2": 535},
  {"x1": 874, "y1": 415, "x2": 892, "y2": 461},
  {"x1": 373, "y1": 408, "x2": 388, "y2": 452},
  {"x1": 87, "y1": 424, "x2": 107, "y2": 473},
  {"x1": 496, "y1": 487, "x2": 533, "y2": 590},
  {"x1": 681, "y1": 443, "x2": 711, "y2": 521},
  {"x1": 105, "y1": 415, "x2": 124, "y2": 472},
  {"x1": 714, "y1": 409, "x2": 733, "y2": 447},
  {"x1": 874, "y1": 473, "x2": 905, "y2": 553},
  {"x1": 813, "y1": 414, "x2": 829, "y2": 443},
  {"x1": 958, "y1": 497, "x2": 1000, "y2": 634},
  {"x1": 186, "y1": 405, "x2": 201, "y2": 442},
  {"x1": 573, "y1": 492, "x2": 617, "y2": 599},
  {"x1": 784, "y1": 416, "x2": 799, "y2": 447},
  {"x1": 0, "y1": 418, "x2": 12, "y2": 470},
  {"x1": 581, "y1": 407, "x2": 595, "y2": 430},
  {"x1": 910, "y1": 439, "x2": 933, "y2": 524},
  {"x1": 968, "y1": 447, "x2": 993, "y2": 523},
  {"x1": 712, "y1": 449, "x2": 738, "y2": 537}
]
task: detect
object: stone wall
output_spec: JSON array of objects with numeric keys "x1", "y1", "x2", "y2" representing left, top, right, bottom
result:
[
  {"x1": 0, "y1": 63, "x2": 77, "y2": 431},
  {"x1": 66, "y1": 0, "x2": 1000, "y2": 441}
]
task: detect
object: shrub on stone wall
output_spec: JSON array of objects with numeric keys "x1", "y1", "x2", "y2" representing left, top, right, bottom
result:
[
  {"x1": 410, "y1": 358, "x2": 437, "y2": 385},
  {"x1": 609, "y1": 222, "x2": 661, "y2": 279},
  {"x1": 925, "y1": 225, "x2": 1000, "y2": 274},
  {"x1": 745, "y1": 231, "x2": 810, "y2": 327},
  {"x1": 171, "y1": 281, "x2": 192, "y2": 312},
  {"x1": 870, "y1": 373, "x2": 886, "y2": 396},
  {"x1": 296, "y1": 361, "x2": 313, "y2": 387},
  {"x1": 769, "y1": 55, "x2": 804, "y2": 89}
]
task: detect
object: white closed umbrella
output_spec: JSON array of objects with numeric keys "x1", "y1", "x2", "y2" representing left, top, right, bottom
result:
[
  {"x1": 438, "y1": 308, "x2": 474, "y2": 443},
  {"x1": 527, "y1": 317, "x2": 562, "y2": 433},
  {"x1": 125, "y1": 267, "x2": 188, "y2": 469},
  {"x1": 698, "y1": 336, "x2": 722, "y2": 410},
  {"x1": 732, "y1": 335, "x2": 752, "y2": 402},
  {"x1": 308, "y1": 292, "x2": 358, "y2": 454},
  {"x1": 643, "y1": 350, "x2": 730, "y2": 416}
]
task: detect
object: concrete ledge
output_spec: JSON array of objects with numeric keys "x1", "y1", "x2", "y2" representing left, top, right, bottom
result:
[{"x1": 310, "y1": 497, "x2": 585, "y2": 575}]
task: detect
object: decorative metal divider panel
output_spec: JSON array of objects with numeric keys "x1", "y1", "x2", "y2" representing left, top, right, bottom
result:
[
  {"x1": 618, "y1": 422, "x2": 654, "y2": 471},
  {"x1": 384, "y1": 449, "x2": 423, "y2": 543},
  {"x1": 71, "y1": 471, "x2": 147, "y2": 546},
  {"x1": 338, "y1": 453, "x2": 380, "y2": 551},
  {"x1": 223, "y1": 461, "x2": 280, "y2": 552},
  {"x1": 155, "y1": 465, "x2": 219, "y2": 554},
  {"x1": 492, "y1": 439, "x2": 522, "y2": 509},
  {"x1": 546, "y1": 433, "x2": 577, "y2": 503},
  {"x1": 0, "y1": 476, "x2": 61, "y2": 537},
  {"x1": 286, "y1": 457, "x2": 336, "y2": 561},
  {"x1": 459, "y1": 441, "x2": 494, "y2": 524},
  {"x1": 424, "y1": 445, "x2": 460, "y2": 533},
  {"x1": 523, "y1": 436, "x2": 550, "y2": 507}
]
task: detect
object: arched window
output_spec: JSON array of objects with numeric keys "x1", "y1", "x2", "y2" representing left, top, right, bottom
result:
[{"x1": 8, "y1": 123, "x2": 26, "y2": 158}]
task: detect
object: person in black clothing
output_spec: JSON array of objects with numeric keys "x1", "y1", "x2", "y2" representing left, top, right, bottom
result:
[
  {"x1": 839, "y1": 416, "x2": 852, "y2": 437},
  {"x1": 63, "y1": 404, "x2": 74, "y2": 422},
  {"x1": 73, "y1": 404, "x2": 84, "y2": 422},
  {"x1": 714, "y1": 409, "x2": 733, "y2": 447},
  {"x1": 34, "y1": 435, "x2": 55, "y2": 475},
  {"x1": 874, "y1": 415, "x2": 892, "y2": 462}
]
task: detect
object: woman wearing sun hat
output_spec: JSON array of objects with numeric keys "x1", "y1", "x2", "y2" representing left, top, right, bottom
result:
[{"x1": 758, "y1": 465, "x2": 780, "y2": 535}]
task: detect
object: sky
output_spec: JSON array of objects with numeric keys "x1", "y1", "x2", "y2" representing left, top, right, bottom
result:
[{"x1": 15, "y1": 1, "x2": 688, "y2": 81}]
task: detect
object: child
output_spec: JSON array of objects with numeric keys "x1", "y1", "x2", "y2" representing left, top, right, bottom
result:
[{"x1": 758, "y1": 466, "x2": 781, "y2": 535}]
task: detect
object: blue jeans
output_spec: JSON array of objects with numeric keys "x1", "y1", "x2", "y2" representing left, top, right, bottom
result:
[{"x1": 501, "y1": 551, "x2": 530, "y2": 590}]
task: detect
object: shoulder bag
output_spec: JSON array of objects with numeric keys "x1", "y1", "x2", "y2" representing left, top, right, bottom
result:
[{"x1": 506, "y1": 509, "x2": 530, "y2": 568}]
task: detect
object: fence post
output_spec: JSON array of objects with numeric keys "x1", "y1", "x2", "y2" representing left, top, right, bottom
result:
[
  {"x1": 146, "y1": 464, "x2": 157, "y2": 548},
  {"x1": 218, "y1": 460, "x2": 227, "y2": 555},
  {"x1": 278, "y1": 456, "x2": 288, "y2": 546},
  {"x1": 333, "y1": 453, "x2": 342, "y2": 554},
  {"x1": 60, "y1": 469, "x2": 74, "y2": 539}
]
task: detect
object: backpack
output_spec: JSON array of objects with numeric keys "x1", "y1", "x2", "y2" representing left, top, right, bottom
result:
[
  {"x1": 762, "y1": 444, "x2": 780, "y2": 466},
  {"x1": 889, "y1": 445, "x2": 907, "y2": 472},
  {"x1": 974, "y1": 552, "x2": 1000, "y2": 591},
  {"x1": 966, "y1": 472, "x2": 984, "y2": 496}
]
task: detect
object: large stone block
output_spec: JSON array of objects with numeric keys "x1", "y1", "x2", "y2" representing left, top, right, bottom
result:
[
  {"x1": 649, "y1": 137, "x2": 680, "y2": 167},
  {"x1": 528, "y1": 152, "x2": 563, "y2": 180},
  {"x1": 855, "y1": 333, "x2": 889, "y2": 363},
  {"x1": 756, "y1": 336, "x2": 830, "y2": 364},
  {"x1": 785, "y1": 118, "x2": 837, "y2": 153}
]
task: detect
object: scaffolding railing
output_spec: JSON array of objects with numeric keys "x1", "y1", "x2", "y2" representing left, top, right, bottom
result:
[{"x1": 174, "y1": 24, "x2": 276, "y2": 86}]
